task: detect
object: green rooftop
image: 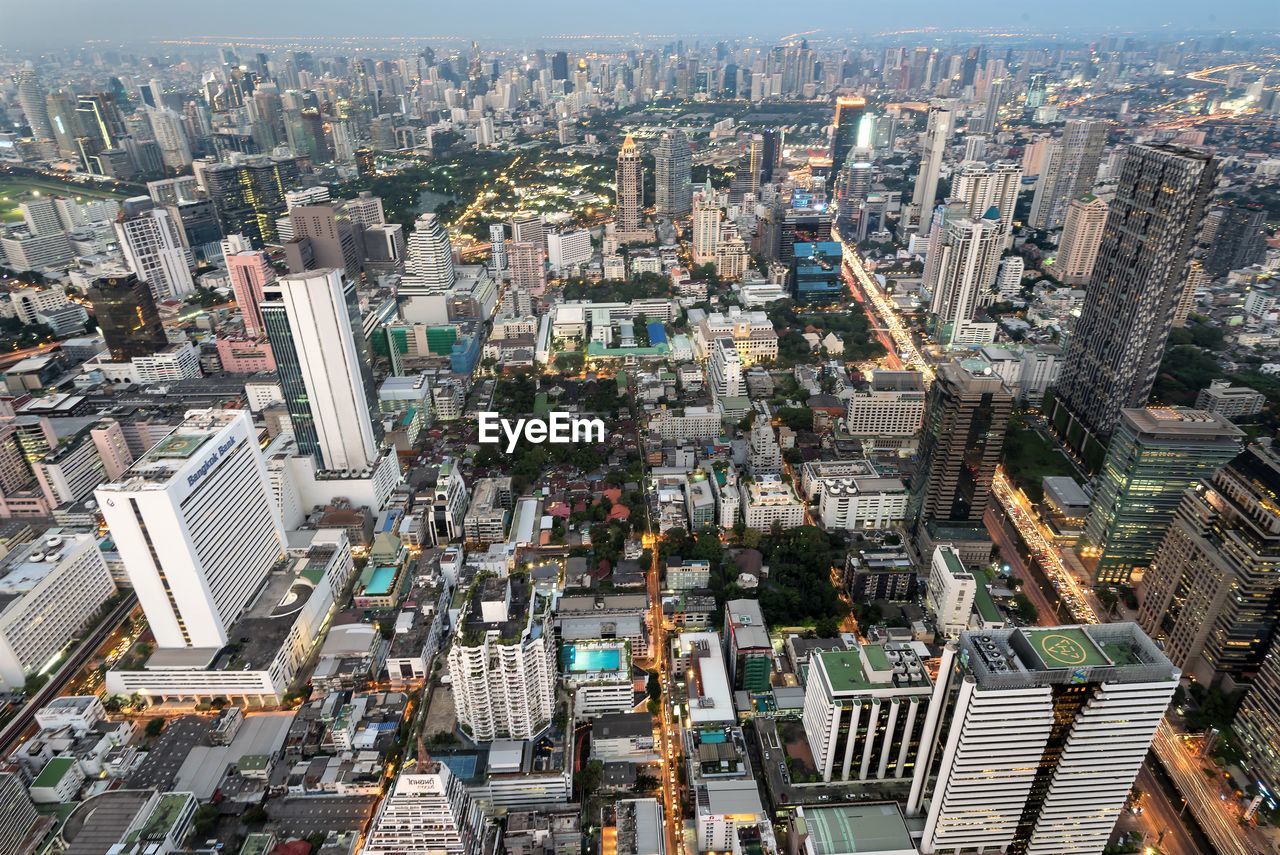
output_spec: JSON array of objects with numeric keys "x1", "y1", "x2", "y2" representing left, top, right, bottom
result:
[
  {"x1": 862, "y1": 644, "x2": 891, "y2": 673},
  {"x1": 145, "y1": 432, "x2": 211, "y2": 460},
  {"x1": 969, "y1": 567, "x2": 1003, "y2": 624},
  {"x1": 32, "y1": 757, "x2": 76, "y2": 789},
  {"x1": 818, "y1": 649, "x2": 874, "y2": 693},
  {"x1": 1101, "y1": 641, "x2": 1144, "y2": 666},
  {"x1": 1022, "y1": 627, "x2": 1108, "y2": 669},
  {"x1": 802, "y1": 803, "x2": 915, "y2": 854},
  {"x1": 940, "y1": 548, "x2": 969, "y2": 578},
  {"x1": 239, "y1": 834, "x2": 277, "y2": 855},
  {"x1": 122, "y1": 792, "x2": 192, "y2": 845}
]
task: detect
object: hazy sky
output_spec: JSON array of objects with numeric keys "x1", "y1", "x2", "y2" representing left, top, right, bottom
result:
[{"x1": 1, "y1": 0, "x2": 1277, "y2": 47}]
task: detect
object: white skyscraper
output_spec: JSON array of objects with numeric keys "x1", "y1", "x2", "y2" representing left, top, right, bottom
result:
[
  {"x1": 1029, "y1": 119, "x2": 1108, "y2": 231},
  {"x1": 402, "y1": 213, "x2": 456, "y2": 292},
  {"x1": 707, "y1": 337, "x2": 744, "y2": 401},
  {"x1": 363, "y1": 763, "x2": 482, "y2": 855},
  {"x1": 489, "y1": 222, "x2": 507, "y2": 270},
  {"x1": 913, "y1": 624, "x2": 1178, "y2": 855},
  {"x1": 147, "y1": 107, "x2": 192, "y2": 169},
  {"x1": 924, "y1": 203, "x2": 1003, "y2": 346},
  {"x1": 94, "y1": 410, "x2": 286, "y2": 650},
  {"x1": 912, "y1": 105, "x2": 953, "y2": 232},
  {"x1": 949, "y1": 160, "x2": 1022, "y2": 243},
  {"x1": 115, "y1": 204, "x2": 196, "y2": 301},
  {"x1": 692, "y1": 196, "x2": 721, "y2": 265},
  {"x1": 261, "y1": 269, "x2": 380, "y2": 474}
]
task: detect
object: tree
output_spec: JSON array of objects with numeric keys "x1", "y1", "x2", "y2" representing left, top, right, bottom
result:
[
  {"x1": 576, "y1": 759, "x2": 604, "y2": 800},
  {"x1": 242, "y1": 805, "x2": 269, "y2": 825},
  {"x1": 145, "y1": 717, "x2": 166, "y2": 738},
  {"x1": 814, "y1": 616, "x2": 841, "y2": 638},
  {"x1": 192, "y1": 804, "x2": 219, "y2": 836},
  {"x1": 646, "y1": 671, "x2": 662, "y2": 702}
]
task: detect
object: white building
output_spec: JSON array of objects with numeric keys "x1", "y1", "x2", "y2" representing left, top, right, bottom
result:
[
  {"x1": 546, "y1": 229, "x2": 593, "y2": 272},
  {"x1": 0, "y1": 532, "x2": 116, "y2": 691},
  {"x1": 694, "y1": 308, "x2": 779, "y2": 364},
  {"x1": 916, "y1": 625, "x2": 1178, "y2": 855},
  {"x1": 707, "y1": 338, "x2": 744, "y2": 401},
  {"x1": 817, "y1": 475, "x2": 910, "y2": 531},
  {"x1": 402, "y1": 213, "x2": 457, "y2": 296},
  {"x1": 649, "y1": 406, "x2": 721, "y2": 443},
  {"x1": 132, "y1": 342, "x2": 202, "y2": 384},
  {"x1": 740, "y1": 474, "x2": 804, "y2": 532},
  {"x1": 924, "y1": 203, "x2": 1003, "y2": 347},
  {"x1": 692, "y1": 197, "x2": 721, "y2": 264},
  {"x1": 802, "y1": 644, "x2": 935, "y2": 783},
  {"x1": 845, "y1": 371, "x2": 927, "y2": 454},
  {"x1": 114, "y1": 204, "x2": 196, "y2": 301},
  {"x1": 95, "y1": 409, "x2": 285, "y2": 650},
  {"x1": 996, "y1": 255, "x2": 1025, "y2": 299},
  {"x1": 261, "y1": 268, "x2": 380, "y2": 473},
  {"x1": 363, "y1": 763, "x2": 483, "y2": 855},
  {"x1": 925, "y1": 546, "x2": 976, "y2": 638},
  {"x1": 949, "y1": 160, "x2": 1022, "y2": 241}
]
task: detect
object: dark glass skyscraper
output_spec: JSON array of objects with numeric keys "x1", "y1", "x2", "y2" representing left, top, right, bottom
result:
[
  {"x1": 87, "y1": 274, "x2": 167, "y2": 361},
  {"x1": 1049, "y1": 144, "x2": 1217, "y2": 467},
  {"x1": 829, "y1": 95, "x2": 867, "y2": 180},
  {"x1": 653, "y1": 129, "x2": 692, "y2": 218}
]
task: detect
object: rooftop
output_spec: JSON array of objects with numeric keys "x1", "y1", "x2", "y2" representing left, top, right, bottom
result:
[
  {"x1": 961, "y1": 623, "x2": 1177, "y2": 688},
  {"x1": 800, "y1": 803, "x2": 915, "y2": 854},
  {"x1": 32, "y1": 756, "x2": 78, "y2": 789}
]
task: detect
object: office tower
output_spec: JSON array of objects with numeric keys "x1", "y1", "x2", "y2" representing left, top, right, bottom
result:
[
  {"x1": 1049, "y1": 145, "x2": 1218, "y2": 459},
  {"x1": 963, "y1": 135, "x2": 987, "y2": 162},
  {"x1": 1055, "y1": 194, "x2": 1108, "y2": 285},
  {"x1": 830, "y1": 96, "x2": 868, "y2": 179},
  {"x1": 546, "y1": 229, "x2": 592, "y2": 272},
  {"x1": 87, "y1": 274, "x2": 167, "y2": 361},
  {"x1": 979, "y1": 77, "x2": 1006, "y2": 133},
  {"x1": 511, "y1": 211, "x2": 545, "y2": 251},
  {"x1": 19, "y1": 197, "x2": 60, "y2": 235},
  {"x1": 15, "y1": 63, "x2": 52, "y2": 141},
  {"x1": 915, "y1": 625, "x2": 1178, "y2": 855},
  {"x1": 836, "y1": 160, "x2": 873, "y2": 231},
  {"x1": 95, "y1": 410, "x2": 286, "y2": 649},
  {"x1": 911, "y1": 359, "x2": 1012, "y2": 545},
  {"x1": 779, "y1": 207, "x2": 833, "y2": 263},
  {"x1": 911, "y1": 106, "x2": 953, "y2": 232},
  {"x1": 1140, "y1": 443, "x2": 1280, "y2": 687},
  {"x1": 1236, "y1": 640, "x2": 1280, "y2": 798},
  {"x1": 791, "y1": 241, "x2": 844, "y2": 304},
  {"x1": 1083, "y1": 407, "x2": 1242, "y2": 585},
  {"x1": 74, "y1": 93, "x2": 125, "y2": 166},
  {"x1": 691, "y1": 196, "x2": 721, "y2": 264},
  {"x1": 552, "y1": 51, "x2": 569, "y2": 81},
  {"x1": 1202, "y1": 204, "x2": 1268, "y2": 277},
  {"x1": 924, "y1": 204, "x2": 1003, "y2": 346},
  {"x1": 802, "y1": 642, "x2": 934, "y2": 783},
  {"x1": 448, "y1": 576, "x2": 555, "y2": 740},
  {"x1": 288, "y1": 203, "x2": 362, "y2": 281},
  {"x1": 45, "y1": 90, "x2": 81, "y2": 157},
  {"x1": 114, "y1": 203, "x2": 196, "y2": 301},
  {"x1": 948, "y1": 160, "x2": 1022, "y2": 240},
  {"x1": 225, "y1": 251, "x2": 275, "y2": 339},
  {"x1": 0, "y1": 773, "x2": 38, "y2": 854},
  {"x1": 488, "y1": 223, "x2": 507, "y2": 270},
  {"x1": 1028, "y1": 119, "x2": 1107, "y2": 230},
  {"x1": 204, "y1": 156, "x2": 300, "y2": 246},
  {"x1": 760, "y1": 127, "x2": 780, "y2": 182},
  {"x1": 614, "y1": 134, "x2": 646, "y2": 241},
  {"x1": 654, "y1": 129, "x2": 693, "y2": 218},
  {"x1": 402, "y1": 213, "x2": 456, "y2": 292},
  {"x1": 147, "y1": 107, "x2": 192, "y2": 169},
  {"x1": 728, "y1": 134, "x2": 763, "y2": 204},
  {"x1": 363, "y1": 763, "x2": 483, "y2": 855},
  {"x1": 261, "y1": 269, "x2": 380, "y2": 473},
  {"x1": 362, "y1": 224, "x2": 405, "y2": 276}
]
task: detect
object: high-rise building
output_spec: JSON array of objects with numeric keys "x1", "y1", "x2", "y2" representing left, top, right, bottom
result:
[
  {"x1": 0, "y1": 773, "x2": 38, "y2": 855},
  {"x1": 707, "y1": 337, "x2": 744, "y2": 401},
  {"x1": 261, "y1": 269, "x2": 380, "y2": 473},
  {"x1": 829, "y1": 96, "x2": 868, "y2": 180},
  {"x1": 691, "y1": 196, "x2": 721, "y2": 264},
  {"x1": 728, "y1": 134, "x2": 763, "y2": 204},
  {"x1": 511, "y1": 211, "x2": 545, "y2": 249},
  {"x1": 402, "y1": 213, "x2": 456, "y2": 293},
  {"x1": 1083, "y1": 407, "x2": 1243, "y2": 585},
  {"x1": 19, "y1": 197, "x2": 60, "y2": 236},
  {"x1": 1055, "y1": 194, "x2": 1108, "y2": 285},
  {"x1": 911, "y1": 359, "x2": 1012, "y2": 557},
  {"x1": 87, "y1": 274, "x2": 168, "y2": 361},
  {"x1": 654, "y1": 129, "x2": 693, "y2": 218},
  {"x1": 204, "y1": 156, "x2": 300, "y2": 246},
  {"x1": 914, "y1": 625, "x2": 1178, "y2": 855},
  {"x1": 287, "y1": 203, "x2": 363, "y2": 282},
  {"x1": 790, "y1": 241, "x2": 845, "y2": 305},
  {"x1": 94, "y1": 410, "x2": 286, "y2": 649},
  {"x1": 948, "y1": 160, "x2": 1022, "y2": 240},
  {"x1": 15, "y1": 63, "x2": 52, "y2": 141},
  {"x1": 448, "y1": 576, "x2": 555, "y2": 740},
  {"x1": 1141, "y1": 443, "x2": 1280, "y2": 688},
  {"x1": 924, "y1": 204, "x2": 1003, "y2": 346},
  {"x1": 114, "y1": 203, "x2": 196, "y2": 301},
  {"x1": 488, "y1": 222, "x2": 507, "y2": 270},
  {"x1": 1028, "y1": 119, "x2": 1107, "y2": 231},
  {"x1": 507, "y1": 241, "x2": 546, "y2": 296},
  {"x1": 147, "y1": 107, "x2": 192, "y2": 169},
  {"x1": 911, "y1": 106, "x2": 953, "y2": 233},
  {"x1": 614, "y1": 134, "x2": 647, "y2": 241},
  {"x1": 1202, "y1": 203, "x2": 1268, "y2": 277},
  {"x1": 363, "y1": 763, "x2": 483, "y2": 855},
  {"x1": 1049, "y1": 145, "x2": 1218, "y2": 462},
  {"x1": 225, "y1": 250, "x2": 276, "y2": 339},
  {"x1": 1236, "y1": 639, "x2": 1280, "y2": 798},
  {"x1": 978, "y1": 77, "x2": 1006, "y2": 134}
]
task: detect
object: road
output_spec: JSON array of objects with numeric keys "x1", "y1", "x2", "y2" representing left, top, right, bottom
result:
[
  {"x1": 988, "y1": 470, "x2": 1262, "y2": 855},
  {"x1": 833, "y1": 230, "x2": 932, "y2": 382}
]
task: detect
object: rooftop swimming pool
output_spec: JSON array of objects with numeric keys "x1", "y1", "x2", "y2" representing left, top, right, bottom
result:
[{"x1": 563, "y1": 643, "x2": 623, "y2": 672}]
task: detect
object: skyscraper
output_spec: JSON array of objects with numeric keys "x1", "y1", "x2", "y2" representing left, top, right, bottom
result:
[
  {"x1": 1049, "y1": 144, "x2": 1218, "y2": 462},
  {"x1": 1083, "y1": 407, "x2": 1243, "y2": 585},
  {"x1": 923, "y1": 204, "x2": 1003, "y2": 346},
  {"x1": 114, "y1": 203, "x2": 196, "y2": 301},
  {"x1": 692, "y1": 195, "x2": 721, "y2": 264},
  {"x1": 1236, "y1": 640, "x2": 1280, "y2": 798},
  {"x1": 225, "y1": 250, "x2": 276, "y2": 339},
  {"x1": 15, "y1": 63, "x2": 52, "y2": 142},
  {"x1": 1138, "y1": 442, "x2": 1280, "y2": 688},
  {"x1": 1202, "y1": 203, "x2": 1268, "y2": 277},
  {"x1": 1028, "y1": 119, "x2": 1107, "y2": 231},
  {"x1": 87, "y1": 274, "x2": 168, "y2": 361},
  {"x1": 402, "y1": 213, "x2": 456, "y2": 292},
  {"x1": 911, "y1": 359, "x2": 1012, "y2": 559},
  {"x1": 948, "y1": 160, "x2": 1022, "y2": 241},
  {"x1": 1055, "y1": 194, "x2": 1108, "y2": 285},
  {"x1": 95, "y1": 409, "x2": 286, "y2": 649},
  {"x1": 614, "y1": 134, "x2": 647, "y2": 242},
  {"x1": 261, "y1": 269, "x2": 380, "y2": 473},
  {"x1": 488, "y1": 222, "x2": 507, "y2": 271},
  {"x1": 654, "y1": 129, "x2": 693, "y2": 218},
  {"x1": 728, "y1": 134, "x2": 763, "y2": 204},
  {"x1": 363, "y1": 763, "x2": 483, "y2": 855},
  {"x1": 911, "y1": 106, "x2": 953, "y2": 233},
  {"x1": 829, "y1": 96, "x2": 868, "y2": 179},
  {"x1": 288, "y1": 203, "x2": 363, "y2": 282},
  {"x1": 914, "y1": 625, "x2": 1178, "y2": 855}
]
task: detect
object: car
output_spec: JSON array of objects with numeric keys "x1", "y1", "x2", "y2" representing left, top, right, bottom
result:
[{"x1": 763, "y1": 751, "x2": 770, "y2": 760}]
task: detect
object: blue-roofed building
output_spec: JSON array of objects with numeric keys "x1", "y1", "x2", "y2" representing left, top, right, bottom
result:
[
  {"x1": 647, "y1": 322, "x2": 668, "y2": 347},
  {"x1": 791, "y1": 241, "x2": 845, "y2": 305},
  {"x1": 450, "y1": 330, "x2": 482, "y2": 374}
]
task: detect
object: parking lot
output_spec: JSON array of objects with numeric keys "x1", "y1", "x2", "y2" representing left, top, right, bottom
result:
[
  {"x1": 126, "y1": 715, "x2": 212, "y2": 791},
  {"x1": 268, "y1": 795, "x2": 378, "y2": 837}
]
